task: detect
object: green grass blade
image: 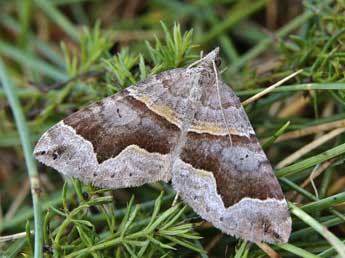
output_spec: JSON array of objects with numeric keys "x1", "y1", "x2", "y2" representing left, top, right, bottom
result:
[
  {"x1": 200, "y1": 0, "x2": 267, "y2": 44},
  {"x1": 33, "y1": 0, "x2": 79, "y2": 41},
  {"x1": 276, "y1": 142, "x2": 345, "y2": 177},
  {"x1": 289, "y1": 202, "x2": 345, "y2": 257},
  {"x1": 301, "y1": 192, "x2": 345, "y2": 213},
  {"x1": 277, "y1": 243, "x2": 320, "y2": 258},
  {"x1": 0, "y1": 59, "x2": 43, "y2": 258},
  {"x1": 230, "y1": 8, "x2": 315, "y2": 72},
  {"x1": 0, "y1": 40, "x2": 66, "y2": 80}
]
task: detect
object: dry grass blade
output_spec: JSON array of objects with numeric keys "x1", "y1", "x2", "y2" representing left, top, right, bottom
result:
[
  {"x1": 276, "y1": 128, "x2": 345, "y2": 169},
  {"x1": 328, "y1": 176, "x2": 345, "y2": 196},
  {"x1": 277, "y1": 119, "x2": 345, "y2": 142},
  {"x1": 256, "y1": 242, "x2": 280, "y2": 258},
  {"x1": 0, "y1": 231, "x2": 31, "y2": 243},
  {"x1": 242, "y1": 69, "x2": 303, "y2": 106}
]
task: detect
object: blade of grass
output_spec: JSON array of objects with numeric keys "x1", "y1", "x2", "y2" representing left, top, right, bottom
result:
[
  {"x1": 0, "y1": 14, "x2": 66, "y2": 68},
  {"x1": 1, "y1": 238, "x2": 27, "y2": 258},
  {"x1": 0, "y1": 88, "x2": 41, "y2": 99},
  {"x1": 275, "y1": 142, "x2": 345, "y2": 177},
  {"x1": 0, "y1": 41, "x2": 66, "y2": 80},
  {"x1": 0, "y1": 59, "x2": 43, "y2": 258},
  {"x1": 276, "y1": 119, "x2": 345, "y2": 143},
  {"x1": 276, "y1": 128, "x2": 345, "y2": 169},
  {"x1": 228, "y1": 1, "x2": 335, "y2": 72},
  {"x1": 281, "y1": 177, "x2": 317, "y2": 201},
  {"x1": 301, "y1": 192, "x2": 345, "y2": 213},
  {"x1": 33, "y1": 0, "x2": 80, "y2": 41},
  {"x1": 290, "y1": 215, "x2": 344, "y2": 241},
  {"x1": 17, "y1": 0, "x2": 32, "y2": 49},
  {"x1": 262, "y1": 121, "x2": 290, "y2": 149},
  {"x1": 277, "y1": 243, "x2": 320, "y2": 258},
  {"x1": 234, "y1": 240, "x2": 248, "y2": 258},
  {"x1": 200, "y1": 0, "x2": 267, "y2": 44},
  {"x1": 289, "y1": 202, "x2": 345, "y2": 257},
  {"x1": 236, "y1": 83, "x2": 345, "y2": 97},
  {"x1": 242, "y1": 70, "x2": 303, "y2": 106},
  {"x1": 199, "y1": 0, "x2": 239, "y2": 63},
  {"x1": 319, "y1": 240, "x2": 345, "y2": 258}
]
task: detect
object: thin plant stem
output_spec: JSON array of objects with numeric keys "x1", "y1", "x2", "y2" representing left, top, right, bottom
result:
[{"x1": 0, "y1": 59, "x2": 43, "y2": 258}]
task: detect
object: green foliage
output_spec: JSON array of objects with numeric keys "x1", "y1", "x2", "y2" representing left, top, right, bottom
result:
[
  {"x1": 61, "y1": 22, "x2": 112, "y2": 77},
  {"x1": 1, "y1": 1, "x2": 345, "y2": 258},
  {"x1": 102, "y1": 22, "x2": 197, "y2": 92},
  {"x1": 279, "y1": 2, "x2": 345, "y2": 103},
  {"x1": 38, "y1": 182, "x2": 202, "y2": 258},
  {"x1": 145, "y1": 22, "x2": 197, "y2": 73},
  {"x1": 103, "y1": 48, "x2": 139, "y2": 88}
]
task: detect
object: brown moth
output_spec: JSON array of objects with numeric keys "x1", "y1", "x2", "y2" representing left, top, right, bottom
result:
[{"x1": 34, "y1": 48, "x2": 291, "y2": 244}]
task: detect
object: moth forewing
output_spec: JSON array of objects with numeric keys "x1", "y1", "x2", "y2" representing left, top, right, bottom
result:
[{"x1": 34, "y1": 48, "x2": 291, "y2": 244}]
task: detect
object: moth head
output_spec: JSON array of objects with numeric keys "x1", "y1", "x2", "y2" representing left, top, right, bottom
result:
[{"x1": 198, "y1": 47, "x2": 221, "y2": 69}]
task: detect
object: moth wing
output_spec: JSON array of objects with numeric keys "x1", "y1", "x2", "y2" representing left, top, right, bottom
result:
[
  {"x1": 33, "y1": 69, "x2": 189, "y2": 189},
  {"x1": 172, "y1": 81, "x2": 291, "y2": 243}
]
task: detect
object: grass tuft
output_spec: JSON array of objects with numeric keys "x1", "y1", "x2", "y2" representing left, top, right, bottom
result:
[{"x1": 1, "y1": 1, "x2": 345, "y2": 257}]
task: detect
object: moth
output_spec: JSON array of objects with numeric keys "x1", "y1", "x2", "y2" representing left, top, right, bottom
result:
[{"x1": 34, "y1": 48, "x2": 291, "y2": 244}]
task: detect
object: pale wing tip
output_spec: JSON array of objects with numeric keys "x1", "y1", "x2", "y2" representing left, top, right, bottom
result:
[{"x1": 218, "y1": 198, "x2": 292, "y2": 244}]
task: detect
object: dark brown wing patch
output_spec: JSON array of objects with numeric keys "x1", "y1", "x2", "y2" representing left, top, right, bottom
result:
[
  {"x1": 64, "y1": 90, "x2": 180, "y2": 163},
  {"x1": 180, "y1": 132, "x2": 284, "y2": 208}
]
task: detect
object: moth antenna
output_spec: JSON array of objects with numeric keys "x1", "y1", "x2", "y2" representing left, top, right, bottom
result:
[{"x1": 213, "y1": 60, "x2": 232, "y2": 147}]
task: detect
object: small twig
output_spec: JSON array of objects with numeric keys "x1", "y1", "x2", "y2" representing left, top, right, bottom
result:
[
  {"x1": 276, "y1": 128, "x2": 345, "y2": 169},
  {"x1": 242, "y1": 69, "x2": 303, "y2": 106}
]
